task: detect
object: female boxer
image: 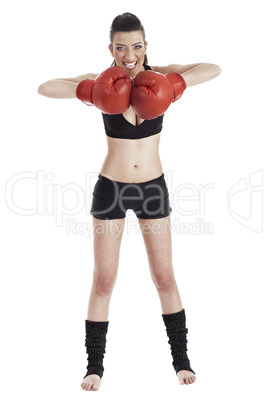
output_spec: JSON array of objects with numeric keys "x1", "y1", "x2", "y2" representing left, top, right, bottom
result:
[{"x1": 38, "y1": 12, "x2": 221, "y2": 391}]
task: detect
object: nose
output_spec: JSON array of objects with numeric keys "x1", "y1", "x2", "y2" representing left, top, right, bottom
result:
[{"x1": 125, "y1": 48, "x2": 135, "y2": 61}]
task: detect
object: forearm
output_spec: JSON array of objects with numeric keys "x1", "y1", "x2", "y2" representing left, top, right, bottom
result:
[
  {"x1": 37, "y1": 79, "x2": 78, "y2": 98},
  {"x1": 181, "y1": 63, "x2": 222, "y2": 87}
]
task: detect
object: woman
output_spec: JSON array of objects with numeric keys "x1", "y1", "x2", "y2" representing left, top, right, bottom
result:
[{"x1": 38, "y1": 12, "x2": 221, "y2": 391}]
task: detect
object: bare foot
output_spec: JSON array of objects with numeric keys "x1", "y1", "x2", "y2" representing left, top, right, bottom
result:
[
  {"x1": 177, "y1": 370, "x2": 196, "y2": 385},
  {"x1": 81, "y1": 374, "x2": 101, "y2": 391}
]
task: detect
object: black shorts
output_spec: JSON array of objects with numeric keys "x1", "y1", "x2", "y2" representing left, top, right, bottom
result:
[{"x1": 90, "y1": 173, "x2": 172, "y2": 220}]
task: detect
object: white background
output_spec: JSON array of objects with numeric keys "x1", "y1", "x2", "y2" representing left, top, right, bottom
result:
[{"x1": 1, "y1": 0, "x2": 267, "y2": 400}]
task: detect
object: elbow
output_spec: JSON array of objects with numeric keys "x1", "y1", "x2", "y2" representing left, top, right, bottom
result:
[
  {"x1": 37, "y1": 83, "x2": 47, "y2": 96},
  {"x1": 38, "y1": 81, "x2": 56, "y2": 97},
  {"x1": 212, "y1": 64, "x2": 222, "y2": 77},
  {"x1": 203, "y1": 63, "x2": 222, "y2": 81}
]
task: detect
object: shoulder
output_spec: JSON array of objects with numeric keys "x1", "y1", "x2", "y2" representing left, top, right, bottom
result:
[{"x1": 150, "y1": 63, "x2": 202, "y2": 74}]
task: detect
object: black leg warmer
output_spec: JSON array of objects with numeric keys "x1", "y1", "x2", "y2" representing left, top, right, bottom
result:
[
  {"x1": 162, "y1": 309, "x2": 195, "y2": 375},
  {"x1": 83, "y1": 320, "x2": 109, "y2": 379}
]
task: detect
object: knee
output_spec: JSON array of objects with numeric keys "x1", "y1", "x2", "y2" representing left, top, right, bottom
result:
[
  {"x1": 151, "y1": 268, "x2": 176, "y2": 291},
  {"x1": 93, "y1": 268, "x2": 117, "y2": 296}
]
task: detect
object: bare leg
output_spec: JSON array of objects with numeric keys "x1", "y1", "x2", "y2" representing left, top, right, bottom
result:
[
  {"x1": 138, "y1": 215, "x2": 196, "y2": 385},
  {"x1": 81, "y1": 217, "x2": 125, "y2": 391}
]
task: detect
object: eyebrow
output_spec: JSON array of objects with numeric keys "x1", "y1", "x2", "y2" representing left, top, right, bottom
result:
[{"x1": 115, "y1": 42, "x2": 143, "y2": 46}]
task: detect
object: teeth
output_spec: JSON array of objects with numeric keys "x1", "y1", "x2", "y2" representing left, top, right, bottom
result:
[{"x1": 124, "y1": 61, "x2": 137, "y2": 68}]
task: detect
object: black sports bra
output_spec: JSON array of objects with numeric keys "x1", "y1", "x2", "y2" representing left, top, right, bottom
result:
[{"x1": 102, "y1": 65, "x2": 164, "y2": 140}]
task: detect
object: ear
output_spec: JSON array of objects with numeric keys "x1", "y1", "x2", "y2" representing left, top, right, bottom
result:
[
  {"x1": 144, "y1": 41, "x2": 148, "y2": 53},
  {"x1": 108, "y1": 44, "x2": 114, "y2": 57}
]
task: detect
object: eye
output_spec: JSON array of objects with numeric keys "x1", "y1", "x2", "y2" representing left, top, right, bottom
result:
[
  {"x1": 134, "y1": 45, "x2": 142, "y2": 49},
  {"x1": 116, "y1": 46, "x2": 124, "y2": 51}
]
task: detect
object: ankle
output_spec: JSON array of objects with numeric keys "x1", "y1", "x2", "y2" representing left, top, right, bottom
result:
[{"x1": 84, "y1": 319, "x2": 109, "y2": 379}]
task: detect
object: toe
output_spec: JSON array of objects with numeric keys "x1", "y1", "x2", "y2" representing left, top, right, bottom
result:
[{"x1": 190, "y1": 375, "x2": 196, "y2": 384}]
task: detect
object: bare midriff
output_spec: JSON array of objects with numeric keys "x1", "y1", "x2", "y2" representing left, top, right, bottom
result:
[{"x1": 100, "y1": 132, "x2": 163, "y2": 183}]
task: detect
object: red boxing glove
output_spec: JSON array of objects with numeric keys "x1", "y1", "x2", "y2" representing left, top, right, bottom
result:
[
  {"x1": 76, "y1": 66, "x2": 133, "y2": 114},
  {"x1": 76, "y1": 79, "x2": 94, "y2": 106},
  {"x1": 131, "y1": 70, "x2": 186, "y2": 119},
  {"x1": 131, "y1": 71, "x2": 173, "y2": 120},
  {"x1": 166, "y1": 72, "x2": 186, "y2": 102}
]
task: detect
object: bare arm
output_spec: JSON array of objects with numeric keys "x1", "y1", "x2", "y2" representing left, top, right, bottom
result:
[
  {"x1": 37, "y1": 72, "x2": 98, "y2": 98},
  {"x1": 151, "y1": 63, "x2": 222, "y2": 87}
]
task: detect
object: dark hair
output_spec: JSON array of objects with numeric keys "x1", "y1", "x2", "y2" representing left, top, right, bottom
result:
[{"x1": 110, "y1": 12, "x2": 148, "y2": 66}]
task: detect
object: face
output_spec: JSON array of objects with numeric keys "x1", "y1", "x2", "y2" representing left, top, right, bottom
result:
[{"x1": 109, "y1": 31, "x2": 147, "y2": 77}]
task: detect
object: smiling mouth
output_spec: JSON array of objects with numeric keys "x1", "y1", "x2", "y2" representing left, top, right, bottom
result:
[{"x1": 123, "y1": 61, "x2": 138, "y2": 69}]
